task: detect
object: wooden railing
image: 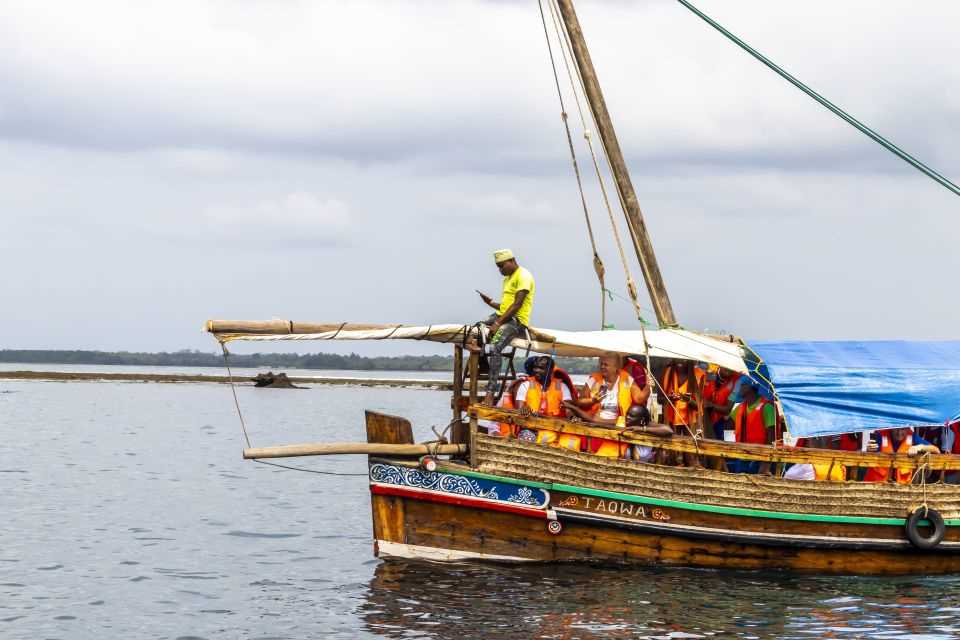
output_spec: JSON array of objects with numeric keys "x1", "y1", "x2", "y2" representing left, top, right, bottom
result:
[{"x1": 470, "y1": 405, "x2": 960, "y2": 472}]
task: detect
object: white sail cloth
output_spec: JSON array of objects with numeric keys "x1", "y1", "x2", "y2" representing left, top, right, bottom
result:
[
  {"x1": 525, "y1": 327, "x2": 747, "y2": 373},
  {"x1": 208, "y1": 321, "x2": 748, "y2": 373}
]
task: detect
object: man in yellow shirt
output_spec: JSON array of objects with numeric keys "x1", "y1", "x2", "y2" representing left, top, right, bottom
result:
[{"x1": 476, "y1": 249, "x2": 536, "y2": 405}]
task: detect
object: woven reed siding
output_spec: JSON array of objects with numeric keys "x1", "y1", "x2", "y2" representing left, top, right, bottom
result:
[{"x1": 475, "y1": 435, "x2": 960, "y2": 519}]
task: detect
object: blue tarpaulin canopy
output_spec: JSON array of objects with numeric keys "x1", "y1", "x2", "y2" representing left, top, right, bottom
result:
[{"x1": 746, "y1": 341, "x2": 960, "y2": 437}]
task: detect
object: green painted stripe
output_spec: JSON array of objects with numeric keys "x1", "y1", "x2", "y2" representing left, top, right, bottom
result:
[
  {"x1": 446, "y1": 466, "x2": 959, "y2": 527},
  {"x1": 554, "y1": 483, "x2": 906, "y2": 525}
]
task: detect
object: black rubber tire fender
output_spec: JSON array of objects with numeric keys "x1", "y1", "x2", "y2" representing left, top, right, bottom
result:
[{"x1": 905, "y1": 507, "x2": 946, "y2": 550}]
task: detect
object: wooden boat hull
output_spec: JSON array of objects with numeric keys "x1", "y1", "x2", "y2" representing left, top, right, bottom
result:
[
  {"x1": 364, "y1": 411, "x2": 960, "y2": 575},
  {"x1": 373, "y1": 495, "x2": 960, "y2": 574},
  {"x1": 368, "y1": 460, "x2": 960, "y2": 575}
]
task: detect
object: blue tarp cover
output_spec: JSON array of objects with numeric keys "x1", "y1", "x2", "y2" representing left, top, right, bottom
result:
[{"x1": 747, "y1": 340, "x2": 960, "y2": 437}]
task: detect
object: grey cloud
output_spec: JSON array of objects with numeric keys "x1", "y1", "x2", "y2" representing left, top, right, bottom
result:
[
  {"x1": 1, "y1": 0, "x2": 956, "y2": 180},
  {"x1": 1, "y1": 1, "x2": 958, "y2": 354}
]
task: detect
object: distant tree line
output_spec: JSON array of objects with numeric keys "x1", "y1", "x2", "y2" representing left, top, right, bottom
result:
[
  {"x1": 0, "y1": 349, "x2": 597, "y2": 373},
  {"x1": 0, "y1": 349, "x2": 453, "y2": 371}
]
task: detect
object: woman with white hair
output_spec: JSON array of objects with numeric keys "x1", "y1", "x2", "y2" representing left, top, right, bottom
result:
[{"x1": 564, "y1": 352, "x2": 651, "y2": 457}]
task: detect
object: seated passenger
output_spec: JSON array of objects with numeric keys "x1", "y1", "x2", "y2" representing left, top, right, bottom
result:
[
  {"x1": 864, "y1": 427, "x2": 940, "y2": 483},
  {"x1": 834, "y1": 432, "x2": 861, "y2": 452},
  {"x1": 701, "y1": 367, "x2": 743, "y2": 441},
  {"x1": 623, "y1": 404, "x2": 674, "y2": 463},
  {"x1": 487, "y1": 356, "x2": 541, "y2": 438},
  {"x1": 564, "y1": 352, "x2": 651, "y2": 457},
  {"x1": 726, "y1": 381, "x2": 776, "y2": 474},
  {"x1": 659, "y1": 359, "x2": 704, "y2": 432},
  {"x1": 832, "y1": 432, "x2": 862, "y2": 480},
  {"x1": 945, "y1": 420, "x2": 960, "y2": 454},
  {"x1": 945, "y1": 421, "x2": 960, "y2": 484},
  {"x1": 782, "y1": 436, "x2": 846, "y2": 481},
  {"x1": 660, "y1": 360, "x2": 707, "y2": 468},
  {"x1": 497, "y1": 356, "x2": 579, "y2": 448}
]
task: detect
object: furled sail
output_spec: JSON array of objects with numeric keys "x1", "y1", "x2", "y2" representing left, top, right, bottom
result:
[
  {"x1": 206, "y1": 321, "x2": 960, "y2": 438},
  {"x1": 205, "y1": 320, "x2": 748, "y2": 373}
]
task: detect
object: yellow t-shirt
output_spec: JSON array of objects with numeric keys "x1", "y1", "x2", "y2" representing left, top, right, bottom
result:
[{"x1": 499, "y1": 266, "x2": 535, "y2": 326}]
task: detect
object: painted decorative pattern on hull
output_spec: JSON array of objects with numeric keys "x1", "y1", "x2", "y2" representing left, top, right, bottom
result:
[{"x1": 369, "y1": 462, "x2": 550, "y2": 508}]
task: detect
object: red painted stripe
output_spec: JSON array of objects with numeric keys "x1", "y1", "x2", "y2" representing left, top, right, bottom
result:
[{"x1": 371, "y1": 484, "x2": 548, "y2": 520}]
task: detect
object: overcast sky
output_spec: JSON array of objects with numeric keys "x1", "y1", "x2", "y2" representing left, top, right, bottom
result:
[{"x1": 2, "y1": 0, "x2": 958, "y2": 356}]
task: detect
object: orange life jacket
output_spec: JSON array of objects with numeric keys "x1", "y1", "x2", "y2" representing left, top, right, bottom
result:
[
  {"x1": 661, "y1": 365, "x2": 703, "y2": 427},
  {"x1": 863, "y1": 431, "x2": 915, "y2": 484},
  {"x1": 584, "y1": 370, "x2": 633, "y2": 457},
  {"x1": 836, "y1": 433, "x2": 860, "y2": 451},
  {"x1": 493, "y1": 378, "x2": 525, "y2": 437},
  {"x1": 536, "y1": 429, "x2": 584, "y2": 451},
  {"x1": 590, "y1": 439, "x2": 628, "y2": 458},
  {"x1": 588, "y1": 370, "x2": 633, "y2": 428},
  {"x1": 732, "y1": 398, "x2": 772, "y2": 444},
  {"x1": 530, "y1": 375, "x2": 583, "y2": 451},
  {"x1": 499, "y1": 370, "x2": 582, "y2": 450},
  {"x1": 813, "y1": 463, "x2": 846, "y2": 481},
  {"x1": 525, "y1": 378, "x2": 565, "y2": 417},
  {"x1": 703, "y1": 373, "x2": 741, "y2": 424}
]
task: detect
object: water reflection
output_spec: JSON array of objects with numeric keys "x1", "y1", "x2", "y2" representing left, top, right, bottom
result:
[{"x1": 359, "y1": 560, "x2": 960, "y2": 639}]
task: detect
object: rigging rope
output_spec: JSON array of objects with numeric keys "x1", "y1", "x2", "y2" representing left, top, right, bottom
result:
[
  {"x1": 548, "y1": 0, "x2": 654, "y2": 311},
  {"x1": 251, "y1": 459, "x2": 368, "y2": 477},
  {"x1": 676, "y1": 0, "x2": 960, "y2": 198},
  {"x1": 221, "y1": 342, "x2": 252, "y2": 449},
  {"x1": 537, "y1": 0, "x2": 608, "y2": 330},
  {"x1": 218, "y1": 341, "x2": 367, "y2": 477},
  {"x1": 545, "y1": 0, "x2": 655, "y2": 375},
  {"x1": 545, "y1": 0, "x2": 645, "y2": 325},
  {"x1": 648, "y1": 365, "x2": 703, "y2": 454},
  {"x1": 912, "y1": 451, "x2": 931, "y2": 514}
]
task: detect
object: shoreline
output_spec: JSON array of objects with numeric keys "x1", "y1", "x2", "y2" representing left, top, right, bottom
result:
[{"x1": 0, "y1": 369, "x2": 453, "y2": 390}]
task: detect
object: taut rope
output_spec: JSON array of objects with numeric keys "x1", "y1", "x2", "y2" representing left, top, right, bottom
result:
[
  {"x1": 218, "y1": 341, "x2": 367, "y2": 477},
  {"x1": 675, "y1": 0, "x2": 959, "y2": 198},
  {"x1": 544, "y1": 0, "x2": 652, "y2": 334},
  {"x1": 537, "y1": 0, "x2": 608, "y2": 330},
  {"x1": 220, "y1": 341, "x2": 251, "y2": 448}
]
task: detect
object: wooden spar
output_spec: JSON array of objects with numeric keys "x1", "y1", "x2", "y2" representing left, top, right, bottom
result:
[
  {"x1": 452, "y1": 345, "x2": 464, "y2": 424},
  {"x1": 554, "y1": 0, "x2": 678, "y2": 328},
  {"x1": 206, "y1": 320, "x2": 399, "y2": 335},
  {"x1": 467, "y1": 352, "x2": 480, "y2": 468},
  {"x1": 243, "y1": 442, "x2": 466, "y2": 459},
  {"x1": 450, "y1": 345, "x2": 469, "y2": 446}
]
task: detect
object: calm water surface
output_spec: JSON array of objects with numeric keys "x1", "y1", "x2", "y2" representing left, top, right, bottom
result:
[{"x1": 3, "y1": 373, "x2": 960, "y2": 639}]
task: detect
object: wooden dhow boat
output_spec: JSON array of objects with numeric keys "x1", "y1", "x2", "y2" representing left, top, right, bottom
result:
[
  {"x1": 206, "y1": 0, "x2": 960, "y2": 574},
  {"x1": 208, "y1": 320, "x2": 960, "y2": 575}
]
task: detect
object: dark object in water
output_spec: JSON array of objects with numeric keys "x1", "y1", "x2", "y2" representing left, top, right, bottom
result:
[{"x1": 252, "y1": 371, "x2": 304, "y2": 389}]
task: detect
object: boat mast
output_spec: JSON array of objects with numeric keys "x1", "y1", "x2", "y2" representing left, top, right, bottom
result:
[{"x1": 554, "y1": 0, "x2": 677, "y2": 328}]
